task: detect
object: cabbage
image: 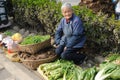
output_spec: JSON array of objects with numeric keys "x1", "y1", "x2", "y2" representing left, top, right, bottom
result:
[
  {"x1": 110, "y1": 66, "x2": 120, "y2": 79},
  {"x1": 95, "y1": 63, "x2": 117, "y2": 80}
]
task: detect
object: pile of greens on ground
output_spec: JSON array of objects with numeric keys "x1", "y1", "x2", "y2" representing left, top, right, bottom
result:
[
  {"x1": 95, "y1": 63, "x2": 120, "y2": 80},
  {"x1": 21, "y1": 35, "x2": 50, "y2": 45},
  {"x1": 95, "y1": 53, "x2": 120, "y2": 80},
  {"x1": 37, "y1": 53, "x2": 120, "y2": 80},
  {"x1": 37, "y1": 60, "x2": 97, "y2": 80},
  {"x1": 105, "y1": 53, "x2": 120, "y2": 62}
]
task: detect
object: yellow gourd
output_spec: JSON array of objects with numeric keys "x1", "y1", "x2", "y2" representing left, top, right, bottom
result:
[{"x1": 11, "y1": 33, "x2": 22, "y2": 43}]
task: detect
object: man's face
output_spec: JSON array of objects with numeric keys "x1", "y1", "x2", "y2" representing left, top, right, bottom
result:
[{"x1": 62, "y1": 7, "x2": 73, "y2": 20}]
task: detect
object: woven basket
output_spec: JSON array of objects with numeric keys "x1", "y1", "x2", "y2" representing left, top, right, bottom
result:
[
  {"x1": 5, "y1": 52, "x2": 20, "y2": 62},
  {"x1": 37, "y1": 68, "x2": 48, "y2": 80},
  {"x1": 20, "y1": 54, "x2": 57, "y2": 70},
  {"x1": 19, "y1": 39, "x2": 51, "y2": 54}
]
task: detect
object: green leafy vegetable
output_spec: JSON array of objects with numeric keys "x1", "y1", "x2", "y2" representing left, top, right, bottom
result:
[
  {"x1": 37, "y1": 59, "x2": 77, "y2": 80},
  {"x1": 77, "y1": 67, "x2": 96, "y2": 80},
  {"x1": 95, "y1": 63, "x2": 117, "y2": 80},
  {"x1": 4, "y1": 31, "x2": 13, "y2": 36},
  {"x1": 105, "y1": 54, "x2": 120, "y2": 62},
  {"x1": 21, "y1": 35, "x2": 50, "y2": 45},
  {"x1": 109, "y1": 65, "x2": 120, "y2": 79}
]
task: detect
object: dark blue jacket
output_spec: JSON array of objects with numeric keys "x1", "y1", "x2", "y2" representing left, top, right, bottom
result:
[{"x1": 55, "y1": 14, "x2": 86, "y2": 48}]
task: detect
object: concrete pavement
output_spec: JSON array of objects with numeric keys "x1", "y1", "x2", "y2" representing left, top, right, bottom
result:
[{"x1": 0, "y1": 49, "x2": 44, "y2": 80}]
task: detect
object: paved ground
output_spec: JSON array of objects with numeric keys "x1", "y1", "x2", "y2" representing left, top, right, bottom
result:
[{"x1": 0, "y1": 49, "x2": 44, "y2": 80}]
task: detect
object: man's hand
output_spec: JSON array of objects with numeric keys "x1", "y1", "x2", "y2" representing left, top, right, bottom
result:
[
  {"x1": 64, "y1": 47, "x2": 67, "y2": 51},
  {"x1": 53, "y1": 44, "x2": 59, "y2": 48},
  {"x1": 50, "y1": 37, "x2": 55, "y2": 45}
]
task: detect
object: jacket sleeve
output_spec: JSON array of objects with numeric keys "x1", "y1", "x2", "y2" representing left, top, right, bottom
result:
[
  {"x1": 66, "y1": 19, "x2": 85, "y2": 48},
  {"x1": 55, "y1": 19, "x2": 63, "y2": 45}
]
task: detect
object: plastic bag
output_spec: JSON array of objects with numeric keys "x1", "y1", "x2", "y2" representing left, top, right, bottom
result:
[
  {"x1": 1, "y1": 36, "x2": 11, "y2": 45},
  {"x1": 0, "y1": 34, "x2": 3, "y2": 47},
  {"x1": 0, "y1": 34, "x2": 3, "y2": 41},
  {"x1": 2, "y1": 36, "x2": 19, "y2": 53}
]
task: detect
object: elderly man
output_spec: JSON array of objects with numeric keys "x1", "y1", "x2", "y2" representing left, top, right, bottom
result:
[{"x1": 53, "y1": 3, "x2": 86, "y2": 64}]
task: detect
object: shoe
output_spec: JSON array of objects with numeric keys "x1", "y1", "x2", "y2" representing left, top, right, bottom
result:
[
  {"x1": 75, "y1": 54, "x2": 87, "y2": 65},
  {"x1": 79, "y1": 55, "x2": 87, "y2": 64}
]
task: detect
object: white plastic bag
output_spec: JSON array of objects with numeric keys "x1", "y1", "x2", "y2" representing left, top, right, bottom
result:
[
  {"x1": 0, "y1": 34, "x2": 3, "y2": 41},
  {"x1": 2, "y1": 36, "x2": 11, "y2": 45},
  {"x1": 2, "y1": 37, "x2": 19, "y2": 53}
]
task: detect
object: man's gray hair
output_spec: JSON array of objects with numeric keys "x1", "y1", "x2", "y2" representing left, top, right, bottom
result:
[{"x1": 61, "y1": 3, "x2": 72, "y2": 10}]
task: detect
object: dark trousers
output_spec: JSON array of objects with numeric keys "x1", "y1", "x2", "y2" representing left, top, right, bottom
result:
[{"x1": 55, "y1": 45, "x2": 86, "y2": 64}]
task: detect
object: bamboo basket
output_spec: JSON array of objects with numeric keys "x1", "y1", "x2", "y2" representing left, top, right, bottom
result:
[
  {"x1": 20, "y1": 54, "x2": 57, "y2": 70},
  {"x1": 5, "y1": 52, "x2": 20, "y2": 62},
  {"x1": 19, "y1": 39, "x2": 51, "y2": 54},
  {"x1": 37, "y1": 68, "x2": 48, "y2": 80}
]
